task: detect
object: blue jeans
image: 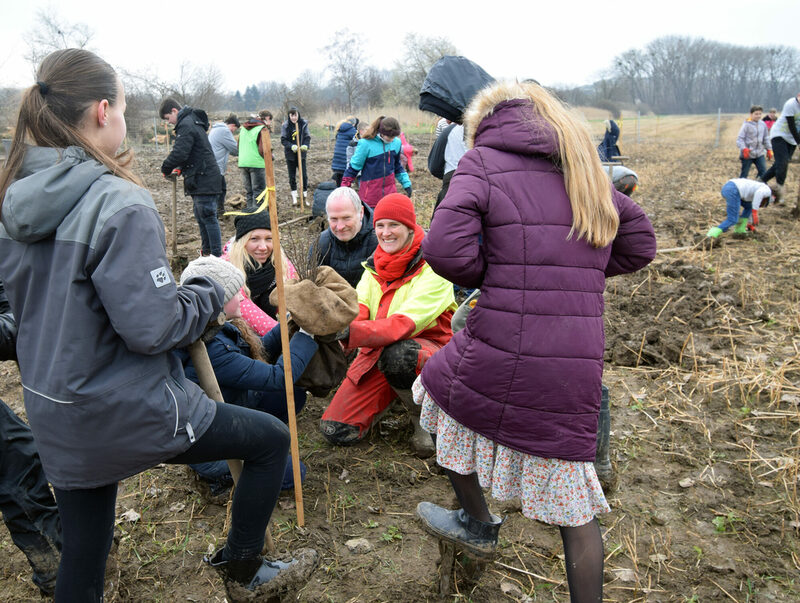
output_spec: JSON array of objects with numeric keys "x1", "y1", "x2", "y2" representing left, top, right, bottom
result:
[
  {"x1": 52, "y1": 402, "x2": 289, "y2": 601},
  {"x1": 241, "y1": 167, "x2": 266, "y2": 210},
  {"x1": 718, "y1": 181, "x2": 752, "y2": 232},
  {"x1": 192, "y1": 194, "x2": 222, "y2": 256},
  {"x1": 739, "y1": 154, "x2": 767, "y2": 179}
]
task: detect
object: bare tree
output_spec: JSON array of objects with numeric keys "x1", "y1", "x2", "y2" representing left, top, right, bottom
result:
[
  {"x1": 24, "y1": 9, "x2": 93, "y2": 70},
  {"x1": 389, "y1": 33, "x2": 458, "y2": 105},
  {"x1": 323, "y1": 29, "x2": 367, "y2": 112}
]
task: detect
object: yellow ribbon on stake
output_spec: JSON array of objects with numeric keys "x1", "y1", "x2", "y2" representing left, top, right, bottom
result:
[{"x1": 223, "y1": 186, "x2": 275, "y2": 216}]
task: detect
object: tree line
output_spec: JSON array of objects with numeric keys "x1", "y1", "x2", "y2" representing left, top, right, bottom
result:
[{"x1": 554, "y1": 36, "x2": 800, "y2": 116}]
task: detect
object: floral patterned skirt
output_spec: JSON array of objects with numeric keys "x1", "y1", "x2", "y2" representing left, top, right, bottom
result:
[{"x1": 412, "y1": 377, "x2": 610, "y2": 527}]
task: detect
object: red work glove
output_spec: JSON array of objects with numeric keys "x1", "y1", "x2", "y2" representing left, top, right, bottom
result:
[
  {"x1": 341, "y1": 176, "x2": 354, "y2": 188},
  {"x1": 751, "y1": 209, "x2": 758, "y2": 226},
  {"x1": 767, "y1": 149, "x2": 773, "y2": 160},
  {"x1": 742, "y1": 148, "x2": 750, "y2": 159}
]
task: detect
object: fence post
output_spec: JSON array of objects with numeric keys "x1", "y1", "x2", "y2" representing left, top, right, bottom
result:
[
  {"x1": 714, "y1": 108, "x2": 721, "y2": 148},
  {"x1": 636, "y1": 111, "x2": 641, "y2": 144}
]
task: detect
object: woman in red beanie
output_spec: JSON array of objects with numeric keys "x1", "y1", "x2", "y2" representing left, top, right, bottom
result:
[{"x1": 319, "y1": 193, "x2": 456, "y2": 457}]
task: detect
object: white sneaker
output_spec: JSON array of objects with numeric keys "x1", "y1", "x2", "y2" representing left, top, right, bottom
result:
[{"x1": 291, "y1": 190, "x2": 298, "y2": 206}]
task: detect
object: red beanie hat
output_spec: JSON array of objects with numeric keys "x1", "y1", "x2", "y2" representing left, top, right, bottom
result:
[{"x1": 373, "y1": 193, "x2": 416, "y2": 230}]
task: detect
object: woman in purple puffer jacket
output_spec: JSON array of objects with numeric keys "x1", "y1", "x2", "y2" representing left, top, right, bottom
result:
[{"x1": 415, "y1": 81, "x2": 656, "y2": 602}]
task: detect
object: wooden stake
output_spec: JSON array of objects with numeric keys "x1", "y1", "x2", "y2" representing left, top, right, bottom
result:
[
  {"x1": 171, "y1": 176, "x2": 178, "y2": 257},
  {"x1": 294, "y1": 122, "x2": 305, "y2": 211},
  {"x1": 261, "y1": 134, "x2": 305, "y2": 525}
]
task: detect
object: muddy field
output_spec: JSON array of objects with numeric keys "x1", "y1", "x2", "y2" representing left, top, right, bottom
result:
[{"x1": 1, "y1": 116, "x2": 799, "y2": 602}]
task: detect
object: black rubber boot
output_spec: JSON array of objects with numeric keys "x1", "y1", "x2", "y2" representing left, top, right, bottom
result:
[
  {"x1": 205, "y1": 547, "x2": 319, "y2": 600},
  {"x1": 319, "y1": 420, "x2": 361, "y2": 445},
  {"x1": 393, "y1": 388, "x2": 435, "y2": 458},
  {"x1": 594, "y1": 385, "x2": 617, "y2": 493},
  {"x1": 416, "y1": 502, "x2": 503, "y2": 558}
]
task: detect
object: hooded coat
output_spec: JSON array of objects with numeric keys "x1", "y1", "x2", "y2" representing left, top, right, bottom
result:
[
  {"x1": 332, "y1": 121, "x2": 357, "y2": 173},
  {"x1": 420, "y1": 92, "x2": 656, "y2": 462},
  {"x1": 0, "y1": 146, "x2": 224, "y2": 489},
  {"x1": 280, "y1": 109, "x2": 311, "y2": 159},
  {"x1": 160, "y1": 106, "x2": 222, "y2": 196}
]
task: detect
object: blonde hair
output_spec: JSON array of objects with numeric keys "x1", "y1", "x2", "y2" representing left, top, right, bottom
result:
[
  {"x1": 464, "y1": 81, "x2": 619, "y2": 248},
  {"x1": 227, "y1": 230, "x2": 290, "y2": 296}
]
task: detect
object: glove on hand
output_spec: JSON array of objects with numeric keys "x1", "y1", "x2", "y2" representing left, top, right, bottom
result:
[
  {"x1": 291, "y1": 144, "x2": 298, "y2": 152},
  {"x1": 404, "y1": 186, "x2": 412, "y2": 197},
  {"x1": 300, "y1": 145, "x2": 308, "y2": 152},
  {"x1": 742, "y1": 148, "x2": 750, "y2": 159},
  {"x1": 341, "y1": 176, "x2": 354, "y2": 188},
  {"x1": 751, "y1": 209, "x2": 759, "y2": 226},
  {"x1": 165, "y1": 168, "x2": 181, "y2": 180},
  {"x1": 767, "y1": 149, "x2": 774, "y2": 160}
]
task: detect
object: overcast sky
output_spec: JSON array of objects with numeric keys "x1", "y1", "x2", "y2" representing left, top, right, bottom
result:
[{"x1": 1, "y1": 0, "x2": 798, "y2": 94}]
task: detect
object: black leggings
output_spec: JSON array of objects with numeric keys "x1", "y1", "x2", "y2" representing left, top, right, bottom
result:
[
  {"x1": 762, "y1": 136, "x2": 796, "y2": 186},
  {"x1": 53, "y1": 402, "x2": 289, "y2": 602}
]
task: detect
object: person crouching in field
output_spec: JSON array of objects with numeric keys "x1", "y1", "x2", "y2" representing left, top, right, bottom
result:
[
  {"x1": 414, "y1": 80, "x2": 656, "y2": 602},
  {"x1": 706, "y1": 178, "x2": 775, "y2": 239},
  {"x1": 0, "y1": 49, "x2": 315, "y2": 601},
  {"x1": 319, "y1": 193, "x2": 456, "y2": 457}
]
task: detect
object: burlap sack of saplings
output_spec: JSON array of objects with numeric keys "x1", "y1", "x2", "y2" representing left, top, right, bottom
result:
[
  {"x1": 270, "y1": 266, "x2": 358, "y2": 336},
  {"x1": 270, "y1": 266, "x2": 359, "y2": 397}
]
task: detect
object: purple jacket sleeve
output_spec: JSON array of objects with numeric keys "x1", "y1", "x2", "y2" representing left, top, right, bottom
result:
[
  {"x1": 605, "y1": 191, "x2": 657, "y2": 277},
  {"x1": 421, "y1": 151, "x2": 489, "y2": 288}
]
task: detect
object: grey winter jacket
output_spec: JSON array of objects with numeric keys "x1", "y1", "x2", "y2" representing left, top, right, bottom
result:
[
  {"x1": 736, "y1": 119, "x2": 771, "y2": 158},
  {"x1": 0, "y1": 146, "x2": 224, "y2": 489}
]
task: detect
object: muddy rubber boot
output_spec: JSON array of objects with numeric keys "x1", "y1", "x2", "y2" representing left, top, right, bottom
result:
[
  {"x1": 733, "y1": 217, "x2": 748, "y2": 234},
  {"x1": 416, "y1": 502, "x2": 503, "y2": 559},
  {"x1": 291, "y1": 190, "x2": 298, "y2": 206},
  {"x1": 394, "y1": 388, "x2": 435, "y2": 458},
  {"x1": 319, "y1": 419, "x2": 361, "y2": 445},
  {"x1": 594, "y1": 385, "x2": 617, "y2": 494},
  {"x1": 774, "y1": 183, "x2": 784, "y2": 205},
  {"x1": 706, "y1": 226, "x2": 722, "y2": 238},
  {"x1": 205, "y1": 547, "x2": 318, "y2": 602}
]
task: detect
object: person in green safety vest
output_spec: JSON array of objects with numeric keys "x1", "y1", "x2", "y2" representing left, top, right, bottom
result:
[{"x1": 238, "y1": 110, "x2": 272, "y2": 210}]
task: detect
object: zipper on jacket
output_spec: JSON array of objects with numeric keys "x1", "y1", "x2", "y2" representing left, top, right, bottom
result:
[{"x1": 165, "y1": 381, "x2": 180, "y2": 437}]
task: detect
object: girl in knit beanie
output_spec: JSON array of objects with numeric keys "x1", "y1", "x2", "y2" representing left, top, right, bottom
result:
[{"x1": 220, "y1": 210, "x2": 298, "y2": 334}]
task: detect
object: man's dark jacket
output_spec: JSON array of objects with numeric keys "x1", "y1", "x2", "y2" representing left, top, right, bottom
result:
[
  {"x1": 161, "y1": 106, "x2": 221, "y2": 196},
  {"x1": 313, "y1": 203, "x2": 377, "y2": 287}
]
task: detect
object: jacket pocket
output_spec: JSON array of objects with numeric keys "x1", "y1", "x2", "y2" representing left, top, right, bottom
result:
[{"x1": 165, "y1": 378, "x2": 191, "y2": 439}]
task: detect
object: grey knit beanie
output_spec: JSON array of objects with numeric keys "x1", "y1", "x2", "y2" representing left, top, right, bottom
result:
[{"x1": 180, "y1": 256, "x2": 245, "y2": 304}]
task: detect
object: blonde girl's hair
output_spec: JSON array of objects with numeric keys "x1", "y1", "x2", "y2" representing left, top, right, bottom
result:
[
  {"x1": 0, "y1": 48, "x2": 139, "y2": 206},
  {"x1": 334, "y1": 116, "x2": 357, "y2": 134},
  {"x1": 227, "y1": 230, "x2": 291, "y2": 296},
  {"x1": 464, "y1": 81, "x2": 619, "y2": 248}
]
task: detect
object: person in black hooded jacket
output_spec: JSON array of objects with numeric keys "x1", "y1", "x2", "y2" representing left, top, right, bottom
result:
[
  {"x1": 280, "y1": 107, "x2": 310, "y2": 206},
  {"x1": 160, "y1": 98, "x2": 223, "y2": 256}
]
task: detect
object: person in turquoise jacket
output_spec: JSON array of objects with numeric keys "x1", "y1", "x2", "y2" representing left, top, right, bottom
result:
[{"x1": 341, "y1": 116, "x2": 412, "y2": 208}]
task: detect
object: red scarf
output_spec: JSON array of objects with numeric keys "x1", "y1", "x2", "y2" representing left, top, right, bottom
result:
[{"x1": 373, "y1": 224, "x2": 425, "y2": 282}]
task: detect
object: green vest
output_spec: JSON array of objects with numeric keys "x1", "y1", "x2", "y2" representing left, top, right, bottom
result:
[{"x1": 238, "y1": 126, "x2": 266, "y2": 168}]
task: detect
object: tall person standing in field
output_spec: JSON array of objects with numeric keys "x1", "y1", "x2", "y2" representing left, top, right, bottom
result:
[
  {"x1": 208, "y1": 114, "x2": 239, "y2": 215},
  {"x1": 238, "y1": 111, "x2": 271, "y2": 210},
  {"x1": 160, "y1": 98, "x2": 223, "y2": 256},
  {"x1": 760, "y1": 92, "x2": 800, "y2": 204},
  {"x1": 736, "y1": 105, "x2": 772, "y2": 179},
  {"x1": 280, "y1": 107, "x2": 310, "y2": 206},
  {"x1": 414, "y1": 81, "x2": 656, "y2": 602},
  {"x1": 0, "y1": 49, "x2": 316, "y2": 601}
]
